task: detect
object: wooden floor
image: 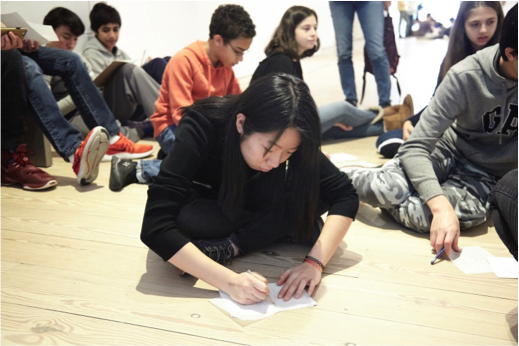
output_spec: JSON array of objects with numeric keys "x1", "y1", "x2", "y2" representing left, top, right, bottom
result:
[{"x1": 2, "y1": 36, "x2": 517, "y2": 345}]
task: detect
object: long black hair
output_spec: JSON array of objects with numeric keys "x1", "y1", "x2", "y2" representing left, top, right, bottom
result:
[
  {"x1": 182, "y1": 73, "x2": 322, "y2": 241},
  {"x1": 265, "y1": 6, "x2": 320, "y2": 60}
]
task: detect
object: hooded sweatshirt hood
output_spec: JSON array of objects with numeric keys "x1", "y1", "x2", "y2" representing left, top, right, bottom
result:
[{"x1": 82, "y1": 37, "x2": 131, "y2": 78}]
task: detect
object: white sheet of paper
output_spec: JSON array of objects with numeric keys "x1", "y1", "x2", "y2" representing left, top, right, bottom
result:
[
  {"x1": 210, "y1": 283, "x2": 316, "y2": 321},
  {"x1": 486, "y1": 257, "x2": 518, "y2": 278},
  {"x1": 448, "y1": 246, "x2": 494, "y2": 274},
  {"x1": 330, "y1": 153, "x2": 358, "y2": 163},
  {"x1": 1, "y1": 12, "x2": 57, "y2": 43}
]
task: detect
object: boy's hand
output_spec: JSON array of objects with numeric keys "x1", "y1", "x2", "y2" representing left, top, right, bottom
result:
[
  {"x1": 22, "y1": 39, "x2": 40, "y2": 53},
  {"x1": 1, "y1": 32, "x2": 23, "y2": 50},
  {"x1": 427, "y1": 195, "x2": 461, "y2": 256}
]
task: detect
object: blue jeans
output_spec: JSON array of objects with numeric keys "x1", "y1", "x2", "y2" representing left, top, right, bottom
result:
[
  {"x1": 322, "y1": 122, "x2": 383, "y2": 140},
  {"x1": 329, "y1": 1, "x2": 391, "y2": 107},
  {"x1": 319, "y1": 100, "x2": 378, "y2": 133},
  {"x1": 22, "y1": 47, "x2": 119, "y2": 160},
  {"x1": 137, "y1": 124, "x2": 177, "y2": 183}
]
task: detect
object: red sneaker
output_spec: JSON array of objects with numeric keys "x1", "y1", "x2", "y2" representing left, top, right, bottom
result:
[
  {"x1": 1, "y1": 144, "x2": 57, "y2": 190},
  {"x1": 73, "y1": 126, "x2": 109, "y2": 185},
  {"x1": 102, "y1": 133, "x2": 154, "y2": 162}
]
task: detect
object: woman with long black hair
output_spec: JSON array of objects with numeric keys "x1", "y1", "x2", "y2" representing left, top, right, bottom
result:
[{"x1": 141, "y1": 73, "x2": 358, "y2": 305}]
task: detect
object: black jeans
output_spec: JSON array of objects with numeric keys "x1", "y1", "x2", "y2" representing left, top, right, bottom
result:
[
  {"x1": 1, "y1": 49, "x2": 29, "y2": 151},
  {"x1": 176, "y1": 197, "x2": 327, "y2": 255},
  {"x1": 489, "y1": 169, "x2": 518, "y2": 260}
]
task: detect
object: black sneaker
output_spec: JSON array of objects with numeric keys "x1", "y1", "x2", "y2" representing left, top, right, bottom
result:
[
  {"x1": 193, "y1": 237, "x2": 235, "y2": 265},
  {"x1": 109, "y1": 156, "x2": 137, "y2": 191}
]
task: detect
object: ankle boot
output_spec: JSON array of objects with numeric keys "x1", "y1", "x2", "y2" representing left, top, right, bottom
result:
[{"x1": 383, "y1": 105, "x2": 411, "y2": 132}]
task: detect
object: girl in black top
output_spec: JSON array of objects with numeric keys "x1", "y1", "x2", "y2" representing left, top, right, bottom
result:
[
  {"x1": 141, "y1": 73, "x2": 358, "y2": 305},
  {"x1": 251, "y1": 6, "x2": 409, "y2": 140}
]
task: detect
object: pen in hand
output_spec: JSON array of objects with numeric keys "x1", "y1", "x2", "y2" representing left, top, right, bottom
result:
[
  {"x1": 247, "y1": 270, "x2": 275, "y2": 305},
  {"x1": 430, "y1": 247, "x2": 445, "y2": 265}
]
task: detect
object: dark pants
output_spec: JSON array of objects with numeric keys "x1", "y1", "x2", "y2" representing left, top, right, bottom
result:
[
  {"x1": 489, "y1": 169, "x2": 518, "y2": 260},
  {"x1": 141, "y1": 57, "x2": 170, "y2": 85},
  {"x1": 1, "y1": 50, "x2": 29, "y2": 151},
  {"x1": 176, "y1": 196, "x2": 326, "y2": 254}
]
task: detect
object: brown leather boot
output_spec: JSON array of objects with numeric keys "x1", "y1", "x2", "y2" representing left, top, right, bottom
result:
[
  {"x1": 383, "y1": 104, "x2": 411, "y2": 132},
  {"x1": 403, "y1": 94, "x2": 414, "y2": 116}
]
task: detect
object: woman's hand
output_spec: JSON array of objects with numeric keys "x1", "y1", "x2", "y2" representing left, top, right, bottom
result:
[
  {"x1": 227, "y1": 271, "x2": 270, "y2": 305},
  {"x1": 402, "y1": 120, "x2": 414, "y2": 141},
  {"x1": 276, "y1": 262, "x2": 322, "y2": 301}
]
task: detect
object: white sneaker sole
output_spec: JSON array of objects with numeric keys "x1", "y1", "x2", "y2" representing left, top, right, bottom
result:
[
  {"x1": 77, "y1": 127, "x2": 109, "y2": 185},
  {"x1": 102, "y1": 148, "x2": 154, "y2": 162}
]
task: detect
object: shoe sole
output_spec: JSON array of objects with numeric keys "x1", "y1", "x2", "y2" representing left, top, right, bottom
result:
[
  {"x1": 2, "y1": 179, "x2": 58, "y2": 190},
  {"x1": 102, "y1": 148, "x2": 154, "y2": 162},
  {"x1": 77, "y1": 127, "x2": 109, "y2": 186}
]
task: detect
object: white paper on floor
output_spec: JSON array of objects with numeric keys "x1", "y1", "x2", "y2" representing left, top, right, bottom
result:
[
  {"x1": 486, "y1": 257, "x2": 518, "y2": 278},
  {"x1": 210, "y1": 283, "x2": 316, "y2": 321},
  {"x1": 448, "y1": 246, "x2": 494, "y2": 274}
]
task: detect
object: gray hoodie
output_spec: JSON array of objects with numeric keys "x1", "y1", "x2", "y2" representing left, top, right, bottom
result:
[
  {"x1": 399, "y1": 44, "x2": 518, "y2": 203},
  {"x1": 82, "y1": 37, "x2": 131, "y2": 79}
]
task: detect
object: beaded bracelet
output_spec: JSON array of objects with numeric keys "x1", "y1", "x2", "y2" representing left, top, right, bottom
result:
[
  {"x1": 304, "y1": 258, "x2": 323, "y2": 272},
  {"x1": 304, "y1": 255, "x2": 325, "y2": 271}
]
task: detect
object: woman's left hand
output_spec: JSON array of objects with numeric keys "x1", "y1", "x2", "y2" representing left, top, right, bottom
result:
[{"x1": 276, "y1": 262, "x2": 322, "y2": 301}]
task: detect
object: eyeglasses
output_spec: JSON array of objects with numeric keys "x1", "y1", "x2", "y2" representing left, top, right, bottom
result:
[{"x1": 226, "y1": 41, "x2": 248, "y2": 57}]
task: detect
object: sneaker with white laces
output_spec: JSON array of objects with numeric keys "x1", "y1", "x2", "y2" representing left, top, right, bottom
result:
[
  {"x1": 73, "y1": 126, "x2": 109, "y2": 185},
  {"x1": 102, "y1": 133, "x2": 154, "y2": 162},
  {"x1": 1, "y1": 144, "x2": 58, "y2": 190}
]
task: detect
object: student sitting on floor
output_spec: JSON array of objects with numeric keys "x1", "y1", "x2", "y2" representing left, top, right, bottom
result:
[
  {"x1": 1, "y1": 32, "x2": 57, "y2": 190},
  {"x1": 376, "y1": 1, "x2": 504, "y2": 158},
  {"x1": 43, "y1": 7, "x2": 142, "y2": 142},
  {"x1": 109, "y1": 4, "x2": 256, "y2": 192},
  {"x1": 82, "y1": 3, "x2": 159, "y2": 137},
  {"x1": 250, "y1": 5, "x2": 413, "y2": 140},
  {"x1": 344, "y1": 3, "x2": 517, "y2": 258},
  {"x1": 17, "y1": 25, "x2": 154, "y2": 185},
  {"x1": 141, "y1": 73, "x2": 359, "y2": 304}
]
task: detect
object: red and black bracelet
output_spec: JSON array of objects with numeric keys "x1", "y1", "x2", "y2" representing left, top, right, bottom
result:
[{"x1": 304, "y1": 255, "x2": 325, "y2": 271}]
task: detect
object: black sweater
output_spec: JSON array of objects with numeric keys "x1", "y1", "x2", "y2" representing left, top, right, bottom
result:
[
  {"x1": 251, "y1": 51, "x2": 303, "y2": 83},
  {"x1": 141, "y1": 109, "x2": 359, "y2": 261}
]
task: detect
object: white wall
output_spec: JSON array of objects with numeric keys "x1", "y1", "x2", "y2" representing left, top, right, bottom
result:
[{"x1": 1, "y1": 0, "x2": 365, "y2": 78}]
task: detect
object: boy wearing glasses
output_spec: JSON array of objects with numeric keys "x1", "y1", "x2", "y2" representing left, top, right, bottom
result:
[{"x1": 109, "y1": 4, "x2": 256, "y2": 191}]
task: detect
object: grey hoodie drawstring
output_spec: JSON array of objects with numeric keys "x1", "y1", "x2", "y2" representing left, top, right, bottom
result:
[{"x1": 499, "y1": 82, "x2": 507, "y2": 145}]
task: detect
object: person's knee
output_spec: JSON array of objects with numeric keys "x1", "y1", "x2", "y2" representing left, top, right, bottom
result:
[{"x1": 22, "y1": 57, "x2": 43, "y2": 80}]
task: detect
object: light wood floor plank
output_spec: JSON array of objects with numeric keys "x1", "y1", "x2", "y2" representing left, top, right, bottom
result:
[{"x1": 2, "y1": 302, "x2": 242, "y2": 346}]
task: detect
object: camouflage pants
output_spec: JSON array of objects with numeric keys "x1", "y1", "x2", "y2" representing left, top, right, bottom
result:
[{"x1": 344, "y1": 145, "x2": 497, "y2": 233}]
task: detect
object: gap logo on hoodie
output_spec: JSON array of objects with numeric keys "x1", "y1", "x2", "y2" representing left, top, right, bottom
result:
[{"x1": 483, "y1": 103, "x2": 518, "y2": 136}]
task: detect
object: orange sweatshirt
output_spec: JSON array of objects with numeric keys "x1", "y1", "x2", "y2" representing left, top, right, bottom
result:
[{"x1": 150, "y1": 40, "x2": 241, "y2": 137}]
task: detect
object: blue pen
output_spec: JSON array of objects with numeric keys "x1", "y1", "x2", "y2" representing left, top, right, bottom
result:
[{"x1": 430, "y1": 247, "x2": 445, "y2": 265}]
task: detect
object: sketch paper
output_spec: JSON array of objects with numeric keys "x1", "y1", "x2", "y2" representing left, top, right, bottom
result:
[
  {"x1": 448, "y1": 246, "x2": 494, "y2": 274},
  {"x1": 486, "y1": 257, "x2": 518, "y2": 279},
  {"x1": 210, "y1": 283, "x2": 316, "y2": 321},
  {"x1": 1, "y1": 12, "x2": 57, "y2": 43}
]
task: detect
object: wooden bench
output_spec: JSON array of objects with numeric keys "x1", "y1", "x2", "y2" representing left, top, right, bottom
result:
[{"x1": 23, "y1": 113, "x2": 52, "y2": 168}]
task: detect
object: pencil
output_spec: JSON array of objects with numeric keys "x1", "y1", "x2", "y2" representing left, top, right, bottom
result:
[
  {"x1": 247, "y1": 270, "x2": 275, "y2": 305},
  {"x1": 430, "y1": 247, "x2": 445, "y2": 265}
]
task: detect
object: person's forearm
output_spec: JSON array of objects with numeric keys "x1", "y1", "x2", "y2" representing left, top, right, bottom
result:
[
  {"x1": 168, "y1": 242, "x2": 237, "y2": 292},
  {"x1": 426, "y1": 194, "x2": 454, "y2": 216},
  {"x1": 307, "y1": 215, "x2": 353, "y2": 267}
]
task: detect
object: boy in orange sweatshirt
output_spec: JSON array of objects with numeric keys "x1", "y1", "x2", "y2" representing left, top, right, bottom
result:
[{"x1": 109, "y1": 4, "x2": 256, "y2": 191}]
